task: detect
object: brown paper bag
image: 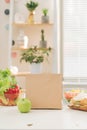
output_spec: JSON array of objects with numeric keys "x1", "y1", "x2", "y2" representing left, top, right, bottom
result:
[{"x1": 26, "y1": 74, "x2": 63, "y2": 109}]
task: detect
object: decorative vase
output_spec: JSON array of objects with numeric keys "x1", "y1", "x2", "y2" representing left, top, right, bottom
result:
[
  {"x1": 27, "y1": 11, "x2": 35, "y2": 24},
  {"x1": 30, "y1": 63, "x2": 42, "y2": 74}
]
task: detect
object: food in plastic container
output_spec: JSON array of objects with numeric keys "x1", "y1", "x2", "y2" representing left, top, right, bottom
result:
[
  {"x1": 0, "y1": 85, "x2": 20, "y2": 106},
  {"x1": 64, "y1": 88, "x2": 81, "y2": 102},
  {"x1": 0, "y1": 68, "x2": 20, "y2": 106},
  {"x1": 69, "y1": 93, "x2": 87, "y2": 111}
]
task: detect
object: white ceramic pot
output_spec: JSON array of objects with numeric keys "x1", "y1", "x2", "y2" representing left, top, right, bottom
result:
[{"x1": 31, "y1": 63, "x2": 42, "y2": 74}]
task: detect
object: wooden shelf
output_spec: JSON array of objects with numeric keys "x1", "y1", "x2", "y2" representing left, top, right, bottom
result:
[
  {"x1": 11, "y1": 46, "x2": 52, "y2": 51},
  {"x1": 12, "y1": 22, "x2": 53, "y2": 26},
  {"x1": 11, "y1": 47, "x2": 29, "y2": 51},
  {"x1": 12, "y1": 72, "x2": 31, "y2": 76}
]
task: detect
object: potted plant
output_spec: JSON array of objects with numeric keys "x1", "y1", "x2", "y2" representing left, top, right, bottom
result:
[
  {"x1": 0, "y1": 68, "x2": 20, "y2": 106},
  {"x1": 20, "y1": 46, "x2": 52, "y2": 73},
  {"x1": 41, "y1": 8, "x2": 49, "y2": 23},
  {"x1": 25, "y1": 0, "x2": 38, "y2": 24},
  {"x1": 40, "y1": 29, "x2": 47, "y2": 48}
]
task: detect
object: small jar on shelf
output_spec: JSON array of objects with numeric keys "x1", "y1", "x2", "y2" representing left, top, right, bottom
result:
[{"x1": 16, "y1": 30, "x2": 29, "y2": 49}]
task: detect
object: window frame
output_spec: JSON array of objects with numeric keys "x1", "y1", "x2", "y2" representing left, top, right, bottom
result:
[{"x1": 60, "y1": 0, "x2": 87, "y2": 85}]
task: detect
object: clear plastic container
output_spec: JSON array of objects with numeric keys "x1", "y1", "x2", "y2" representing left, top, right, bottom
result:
[
  {"x1": 16, "y1": 30, "x2": 29, "y2": 48},
  {"x1": 17, "y1": 30, "x2": 25, "y2": 48},
  {"x1": 63, "y1": 88, "x2": 87, "y2": 103}
]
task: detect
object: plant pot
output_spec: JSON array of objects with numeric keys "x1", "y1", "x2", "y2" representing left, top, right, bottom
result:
[
  {"x1": 40, "y1": 40, "x2": 47, "y2": 48},
  {"x1": 27, "y1": 11, "x2": 35, "y2": 24},
  {"x1": 30, "y1": 63, "x2": 42, "y2": 74},
  {"x1": 41, "y1": 15, "x2": 49, "y2": 23}
]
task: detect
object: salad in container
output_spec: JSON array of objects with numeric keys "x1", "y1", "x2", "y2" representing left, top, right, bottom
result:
[
  {"x1": 64, "y1": 88, "x2": 81, "y2": 102},
  {"x1": 69, "y1": 92, "x2": 87, "y2": 111},
  {"x1": 0, "y1": 68, "x2": 20, "y2": 106}
]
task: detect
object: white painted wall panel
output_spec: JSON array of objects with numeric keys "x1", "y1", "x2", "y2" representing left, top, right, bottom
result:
[{"x1": 0, "y1": 0, "x2": 10, "y2": 69}]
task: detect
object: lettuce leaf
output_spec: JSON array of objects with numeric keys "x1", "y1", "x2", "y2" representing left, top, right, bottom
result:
[{"x1": 0, "y1": 68, "x2": 17, "y2": 95}]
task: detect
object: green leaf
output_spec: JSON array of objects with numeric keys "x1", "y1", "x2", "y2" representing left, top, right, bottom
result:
[
  {"x1": 26, "y1": 1, "x2": 38, "y2": 11},
  {"x1": 0, "y1": 69, "x2": 17, "y2": 94},
  {"x1": 20, "y1": 46, "x2": 52, "y2": 64}
]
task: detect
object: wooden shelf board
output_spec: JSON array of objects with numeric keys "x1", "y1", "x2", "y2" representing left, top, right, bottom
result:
[
  {"x1": 11, "y1": 47, "x2": 52, "y2": 51},
  {"x1": 13, "y1": 22, "x2": 53, "y2": 26},
  {"x1": 13, "y1": 72, "x2": 31, "y2": 76},
  {"x1": 11, "y1": 47, "x2": 29, "y2": 51}
]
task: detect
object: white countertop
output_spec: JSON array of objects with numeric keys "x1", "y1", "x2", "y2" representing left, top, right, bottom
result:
[{"x1": 0, "y1": 105, "x2": 87, "y2": 130}]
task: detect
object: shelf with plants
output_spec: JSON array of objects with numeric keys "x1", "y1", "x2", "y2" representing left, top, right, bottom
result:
[
  {"x1": 11, "y1": 46, "x2": 52, "y2": 51},
  {"x1": 13, "y1": 0, "x2": 53, "y2": 25},
  {"x1": 10, "y1": 0, "x2": 54, "y2": 75},
  {"x1": 9, "y1": 0, "x2": 55, "y2": 89},
  {"x1": 12, "y1": 23, "x2": 53, "y2": 26},
  {"x1": 11, "y1": 47, "x2": 29, "y2": 51}
]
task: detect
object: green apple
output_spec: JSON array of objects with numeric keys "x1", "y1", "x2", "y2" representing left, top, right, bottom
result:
[{"x1": 17, "y1": 98, "x2": 31, "y2": 113}]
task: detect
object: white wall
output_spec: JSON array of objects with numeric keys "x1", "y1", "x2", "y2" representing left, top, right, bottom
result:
[{"x1": 0, "y1": 0, "x2": 10, "y2": 69}]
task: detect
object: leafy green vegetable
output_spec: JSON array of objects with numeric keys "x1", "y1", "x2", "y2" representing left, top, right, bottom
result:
[{"x1": 0, "y1": 68, "x2": 17, "y2": 95}]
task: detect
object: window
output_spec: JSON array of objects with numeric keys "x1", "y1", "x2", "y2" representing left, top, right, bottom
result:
[{"x1": 63, "y1": 0, "x2": 87, "y2": 84}]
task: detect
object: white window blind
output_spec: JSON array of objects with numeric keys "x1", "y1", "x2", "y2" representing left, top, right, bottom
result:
[{"x1": 63, "y1": 0, "x2": 87, "y2": 83}]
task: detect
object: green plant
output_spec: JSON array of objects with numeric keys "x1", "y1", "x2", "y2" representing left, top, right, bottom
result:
[
  {"x1": 42, "y1": 8, "x2": 48, "y2": 16},
  {"x1": 20, "y1": 46, "x2": 52, "y2": 64},
  {"x1": 25, "y1": 0, "x2": 38, "y2": 11},
  {"x1": 41, "y1": 29, "x2": 45, "y2": 41}
]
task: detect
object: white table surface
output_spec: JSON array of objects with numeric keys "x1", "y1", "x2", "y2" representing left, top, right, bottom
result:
[{"x1": 0, "y1": 105, "x2": 87, "y2": 130}]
